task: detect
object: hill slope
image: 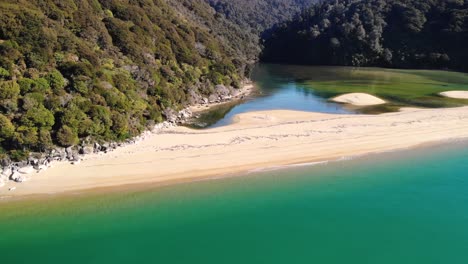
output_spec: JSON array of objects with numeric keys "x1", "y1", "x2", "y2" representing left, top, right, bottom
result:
[
  {"x1": 205, "y1": 0, "x2": 317, "y2": 34},
  {"x1": 261, "y1": 0, "x2": 468, "y2": 71},
  {"x1": 0, "y1": 0, "x2": 254, "y2": 159}
]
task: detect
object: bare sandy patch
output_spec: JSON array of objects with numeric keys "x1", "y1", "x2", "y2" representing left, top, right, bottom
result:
[
  {"x1": 331, "y1": 93, "x2": 386, "y2": 106},
  {"x1": 439, "y1": 91, "x2": 468, "y2": 99}
]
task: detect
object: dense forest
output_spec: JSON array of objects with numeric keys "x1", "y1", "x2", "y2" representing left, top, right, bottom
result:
[
  {"x1": 2, "y1": 0, "x2": 468, "y2": 161},
  {"x1": 0, "y1": 0, "x2": 258, "y2": 160},
  {"x1": 205, "y1": 0, "x2": 317, "y2": 34},
  {"x1": 261, "y1": 0, "x2": 468, "y2": 71}
]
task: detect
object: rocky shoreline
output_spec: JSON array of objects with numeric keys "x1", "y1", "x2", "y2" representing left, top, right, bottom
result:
[{"x1": 0, "y1": 83, "x2": 255, "y2": 191}]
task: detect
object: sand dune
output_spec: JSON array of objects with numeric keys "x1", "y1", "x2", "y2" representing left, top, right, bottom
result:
[
  {"x1": 2, "y1": 107, "x2": 468, "y2": 198},
  {"x1": 331, "y1": 93, "x2": 386, "y2": 106},
  {"x1": 439, "y1": 91, "x2": 468, "y2": 99}
]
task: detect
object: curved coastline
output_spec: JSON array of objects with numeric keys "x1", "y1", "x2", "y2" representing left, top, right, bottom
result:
[{"x1": 1, "y1": 106, "x2": 468, "y2": 198}]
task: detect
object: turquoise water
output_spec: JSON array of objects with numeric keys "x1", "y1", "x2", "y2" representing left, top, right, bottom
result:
[{"x1": 1, "y1": 142, "x2": 468, "y2": 263}]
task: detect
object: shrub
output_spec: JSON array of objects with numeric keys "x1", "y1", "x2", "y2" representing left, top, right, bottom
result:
[{"x1": 56, "y1": 125, "x2": 79, "y2": 147}]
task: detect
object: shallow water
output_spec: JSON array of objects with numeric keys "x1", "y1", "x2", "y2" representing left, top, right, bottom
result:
[
  {"x1": 1, "y1": 142, "x2": 468, "y2": 263},
  {"x1": 195, "y1": 64, "x2": 468, "y2": 127}
]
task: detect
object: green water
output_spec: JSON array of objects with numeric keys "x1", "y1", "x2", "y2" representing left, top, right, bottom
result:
[
  {"x1": 194, "y1": 65, "x2": 468, "y2": 127},
  {"x1": 1, "y1": 142, "x2": 468, "y2": 263}
]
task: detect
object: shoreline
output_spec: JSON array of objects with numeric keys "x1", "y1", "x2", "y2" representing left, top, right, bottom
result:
[
  {"x1": 1, "y1": 106, "x2": 468, "y2": 199},
  {"x1": 2, "y1": 137, "x2": 465, "y2": 203}
]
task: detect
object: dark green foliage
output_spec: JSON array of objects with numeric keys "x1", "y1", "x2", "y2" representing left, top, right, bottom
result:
[
  {"x1": 261, "y1": 0, "x2": 468, "y2": 72},
  {"x1": 56, "y1": 125, "x2": 79, "y2": 147},
  {"x1": 205, "y1": 0, "x2": 317, "y2": 34},
  {"x1": 0, "y1": 114, "x2": 15, "y2": 142},
  {"x1": 0, "y1": 0, "x2": 254, "y2": 158}
]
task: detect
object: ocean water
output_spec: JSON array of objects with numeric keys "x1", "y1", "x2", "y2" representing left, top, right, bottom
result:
[{"x1": 1, "y1": 142, "x2": 468, "y2": 263}]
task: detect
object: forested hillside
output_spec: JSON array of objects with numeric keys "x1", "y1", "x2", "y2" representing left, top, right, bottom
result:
[
  {"x1": 0, "y1": 0, "x2": 254, "y2": 160},
  {"x1": 261, "y1": 0, "x2": 468, "y2": 71},
  {"x1": 205, "y1": 0, "x2": 317, "y2": 34}
]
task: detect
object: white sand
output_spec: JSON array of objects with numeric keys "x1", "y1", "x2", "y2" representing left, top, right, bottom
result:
[
  {"x1": 331, "y1": 93, "x2": 386, "y2": 106},
  {"x1": 439, "y1": 91, "x2": 468, "y2": 99},
  {"x1": 2, "y1": 107, "x2": 468, "y2": 198}
]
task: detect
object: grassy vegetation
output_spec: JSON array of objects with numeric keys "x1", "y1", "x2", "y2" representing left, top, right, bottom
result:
[{"x1": 302, "y1": 67, "x2": 468, "y2": 109}]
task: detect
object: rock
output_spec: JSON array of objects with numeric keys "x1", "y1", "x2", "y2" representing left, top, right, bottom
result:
[
  {"x1": 163, "y1": 108, "x2": 178, "y2": 123},
  {"x1": 66, "y1": 147, "x2": 79, "y2": 160},
  {"x1": 1, "y1": 167, "x2": 12, "y2": 178},
  {"x1": 10, "y1": 172, "x2": 26, "y2": 183},
  {"x1": 51, "y1": 148, "x2": 67, "y2": 160},
  {"x1": 202, "y1": 97, "x2": 209, "y2": 104},
  {"x1": 0, "y1": 157, "x2": 11, "y2": 167},
  {"x1": 37, "y1": 165, "x2": 48, "y2": 172},
  {"x1": 177, "y1": 109, "x2": 192, "y2": 120},
  {"x1": 13, "y1": 160, "x2": 28, "y2": 168},
  {"x1": 0, "y1": 179, "x2": 5, "y2": 188},
  {"x1": 215, "y1": 85, "x2": 230, "y2": 97},
  {"x1": 208, "y1": 94, "x2": 219, "y2": 103},
  {"x1": 187, "y1": 88, "x2": 202, "y2": 105},
  {"x1": 79, "y1": 145, "x2": 94, "y2": 155},
  {"x1": 18, "y1": 166, "x2": 35, "y2": 175},
  {"x1": 9, "y1": 187, "x2": 16, "y2": 191},
  {"x1": 94, "y1": 142, "x2": 101, "y2": 153},
  {"x1": 28, "y1": 158, "x2": 39, "y2": 166},
  {"x1": 100, "y1": 143, "x2": 110, "y2": 152},
  {"x1": 65, "y1": 146, "x2": 73, "y2": 156}
]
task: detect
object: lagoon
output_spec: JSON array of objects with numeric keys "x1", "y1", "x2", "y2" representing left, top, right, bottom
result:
[{"x1": 195, "y1": 64, "x2": 468, "y2": 127}]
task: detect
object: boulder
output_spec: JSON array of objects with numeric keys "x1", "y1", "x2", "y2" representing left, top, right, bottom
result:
[
  {"x1": 177, "y1": 109, "x2": 192, "y2": 121},
  {"x1": 187, "y1": 88, "x2": 202, "y2": 105},
  {"x1": 28, "y1": 158, "x2": 39, "y2": 166},
  {"x1": 1, "y1": 167, "x2": 12, "y2": 178},
  {"x1": 163, "y1": 108, "x2": 178, "y2": 123},
  {"x1": 94, "y1": 142, "x2": 102, "y2": 153},
  {"x1": 10, "y1": 172, "x2": 26, "y2": 183},
  {"x1": 18, "y1": 166, "x2": 35, "y2": 175},
  {"x1": 66, "y1": 147, "x2": 79, "y2": 161},
  {"x1": 51, "y1": 148, "x2": 67, "y2": 160},
  {"x1": 79, "y1": 145, "x2": 94, "y2": 155},
  {"x1": 208, "y1": 94, "x2": 219, "y2": 103},
  {"x1": 36, "y1": 165, "x2": 48, "y2": 172},
  {"x1": 0, "y1": 157, "x2": 11, "y2": 167},
  {"x1": 215, "y1": 85, "x2": 230, "y2": 97}
]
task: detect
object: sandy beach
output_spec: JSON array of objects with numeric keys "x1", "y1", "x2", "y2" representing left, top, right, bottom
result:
[{"x1": 2, "y1": 106, "x2": 468, "y2": 198}]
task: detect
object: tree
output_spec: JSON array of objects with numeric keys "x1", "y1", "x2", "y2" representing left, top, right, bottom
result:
[
  {"x1": 56, "y1": 125, "x2": 79, "y2": 147},
  {"x1": 0, "y1": 67, "x2": 9, "y2": 80},
  {"x1": 14, "y1": 126, "x2": 38, "y2": 147},
  {"x1": 21, "y1": 105, "x2": 55, "y2": 128},
  {"x1": 0, "y1": 80, "x2": 20, "y2": 100},
  {"x1": 0, "y1": 114, "x2": 15, "y2": 142},
  {"x1": 38, "y1": 129, "x2": 53, "y2": 151},
  {"x1": 45, "y1": 70, "x2": 66, "y2": 92}
]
